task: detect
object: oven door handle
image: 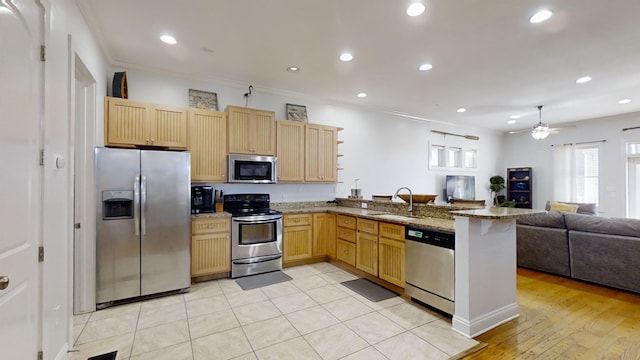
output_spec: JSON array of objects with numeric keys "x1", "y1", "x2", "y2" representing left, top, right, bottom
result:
[
  {"x1": 232, "y1": 254, "x2": 282, "y2": 265},
  {"x1": 232, "y1": 217, "x2": 282, "y2": 224}
]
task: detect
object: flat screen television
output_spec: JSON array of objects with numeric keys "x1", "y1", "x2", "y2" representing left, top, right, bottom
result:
[{"x1": 446, "y1": 175, "x2": 476, "y2": 201}]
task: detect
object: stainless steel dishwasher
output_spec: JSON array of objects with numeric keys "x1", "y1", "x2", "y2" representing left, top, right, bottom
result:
[{"x1": 405, "y1": 225, "x2": 455, "y2": 315}]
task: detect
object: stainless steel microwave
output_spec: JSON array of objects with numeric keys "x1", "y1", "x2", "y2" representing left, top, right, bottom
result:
[{"x1": 228, "y1": 154, "x2": 278, "y2": 184}]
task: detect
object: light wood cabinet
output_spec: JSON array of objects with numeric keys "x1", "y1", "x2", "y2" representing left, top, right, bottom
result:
[
  {"x1": 187, "y1": 108, "x2": 227, "y2": 182},
  {"x1": 283, "y1": 214, "x2": 313, "y2": 263},
  {"x1": 356, "y1": 218, "x2": 379, "y2": 276},
  {"x1": 276, "y1": 120, "x2": 305, "y2": 182},
  {"x1": 313, "y1": 213, "x2": 336, "y2": 257},
  {"x1": 226, "y1": 105, "x2": 276, "y2": 155},
  {"x1": 337, "y1": 239, "x2": 356, "y2": 266},
  {"x1": 191, "y1": 217, "x2": 231, "y2": 278},
  {"x1": 305, "y1": 124, "x2": 337, "y2": 182},
  {"x1": 104, "y1": 97, "x2": 187, "y2": 149},
  {"x1": 378, "y1": 222, "x2": 405, "y2": 287}
]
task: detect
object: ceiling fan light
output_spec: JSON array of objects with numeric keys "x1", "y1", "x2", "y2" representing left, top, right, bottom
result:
[{"x1": 531, "y1": 125, "x2": 550, "y2": 140}]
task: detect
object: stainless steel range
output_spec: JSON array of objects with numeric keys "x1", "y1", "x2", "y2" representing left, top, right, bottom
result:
[{"x1": 224, "y1": 194, "x2": 283, "y2": 278}]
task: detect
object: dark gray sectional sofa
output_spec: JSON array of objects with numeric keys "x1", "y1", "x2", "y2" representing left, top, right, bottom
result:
[{"x1": 516, "y1": 209, "x2": 640, "y2": 294}]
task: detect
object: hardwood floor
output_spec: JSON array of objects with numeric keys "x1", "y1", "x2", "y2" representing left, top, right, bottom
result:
[{"x1": 464, "y1": 268, "x2": 640, "y2": 359}]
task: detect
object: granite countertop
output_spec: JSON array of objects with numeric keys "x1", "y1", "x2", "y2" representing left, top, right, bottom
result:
[
  {"x1": 191, "y1": 212, "x2": 232, "y2": 219},
  {"x1": 272, "y1": 203, "x2": 455, "y2": 231},
  {"x1": 451, "y1": 207, "x2": 545, "y2": 219}
]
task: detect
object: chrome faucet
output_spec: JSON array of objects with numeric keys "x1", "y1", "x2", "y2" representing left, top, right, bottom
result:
[{"x1": 393, "y1": 187, "x2": 413, "y2": 216}]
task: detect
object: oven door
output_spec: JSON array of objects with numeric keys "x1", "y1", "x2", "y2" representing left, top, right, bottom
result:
[{"x1": 231, "y1": 214, "x2": 283, "y2": 260}]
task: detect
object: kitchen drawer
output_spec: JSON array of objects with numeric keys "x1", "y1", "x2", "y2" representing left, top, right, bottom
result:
[
  {"x1": 336, "y1": 215, "x2": 356, "y2": 230},
  {"x1": 284, "y1": 213, "x2": 312, "y2": 227},
  {"x1": 337, "y1": 239, "x2": 356, "y2": 266},
  {"x1": 379, "y1": 222, "x2": 404, "y2": 241},
  {"x1": 337, "y1": 227, "x2": 356, "y2": 243},
  {"x1": 357, "y1": 218, "x2": 379, "y2": 235},
  {"x1": 191, "y1": 217, "x2": 230, "y2": 235}
]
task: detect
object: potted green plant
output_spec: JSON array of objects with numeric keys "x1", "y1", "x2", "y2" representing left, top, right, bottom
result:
[{"x1": 489, "y1": 175, "x2": 506, "y2": 206}]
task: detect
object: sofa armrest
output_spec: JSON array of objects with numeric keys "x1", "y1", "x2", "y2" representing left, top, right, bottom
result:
[{"x1": 517, "y1": 224, "x2": 570, "y2": 276}]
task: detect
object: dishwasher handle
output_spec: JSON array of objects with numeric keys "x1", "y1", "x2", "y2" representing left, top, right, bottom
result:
[{"x1": 405, "y1": 227, "x2": 455, "y2": 250}]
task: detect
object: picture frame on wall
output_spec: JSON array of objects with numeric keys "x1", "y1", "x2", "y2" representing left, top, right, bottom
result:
[
  {"x1": 286, "y1": 103, "x2": 308, "y2": 122},
  {"x1": 189, "y1": 89, "x2": 219, "y2": 111}
]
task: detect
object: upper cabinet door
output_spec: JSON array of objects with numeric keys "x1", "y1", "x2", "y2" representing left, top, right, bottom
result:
[
  {"x1": 276, "y1": 120, "x2": 305, "y2": 182},
  {"x1": 188, "y1": 108, "x2": 227, "y2": 182},
  {"x1": 305, "y1": 124, "x2": 337, "y2": 182},
  {"x1": 150, "y1": 104, "x2": 187, "y2": 149},
  {"x1": 105, "y1": 97, "x2": 150, "y2": 146},
  {"x1": 226, "y1": 106, "x2": 275, "y2": 155},
  {"x1": 104, "y1": 97, "x2": 187, "y2": 149}
]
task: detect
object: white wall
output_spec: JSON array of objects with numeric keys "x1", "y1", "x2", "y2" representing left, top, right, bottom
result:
[
  {"x1": 110, "y1": 68, "x2": 504, "y2": 203},
  {"x1": 500, "y1": 111, "x2": 640, "y2": 217},
  {"x1": 42, "y1": 0, "x2": 107, "y2": 358}
]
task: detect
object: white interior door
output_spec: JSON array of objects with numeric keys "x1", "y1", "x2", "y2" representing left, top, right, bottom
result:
[
  {"x1": 0, "y1": 0, "x2": 43, "y2": 358},
  {"x1": 628, "y1": 157, "x2": 640, "y2": 219}
]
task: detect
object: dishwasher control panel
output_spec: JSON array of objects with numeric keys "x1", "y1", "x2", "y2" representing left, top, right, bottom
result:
[{"x1": 405, "y1": 226, "x2": 455, "y2": 250}]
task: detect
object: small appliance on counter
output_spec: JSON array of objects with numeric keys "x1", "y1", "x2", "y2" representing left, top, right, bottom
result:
[{"x1": 191, "y1": 186, "x2": 214, "y2": 214}]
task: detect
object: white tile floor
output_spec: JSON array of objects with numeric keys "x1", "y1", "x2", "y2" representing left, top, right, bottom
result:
[{"x1": 68, "y1": 263, "x2": 479, "y2": 360}]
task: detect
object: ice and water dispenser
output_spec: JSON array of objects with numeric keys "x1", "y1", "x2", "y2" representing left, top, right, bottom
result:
[{"x1": 102, "y1": 190, "x2": 134, "y2": 219}]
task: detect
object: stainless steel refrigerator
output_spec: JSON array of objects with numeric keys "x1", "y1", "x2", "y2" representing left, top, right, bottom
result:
[{"x1": 95, "y1": 147, "x2": 191, "y2": 306}]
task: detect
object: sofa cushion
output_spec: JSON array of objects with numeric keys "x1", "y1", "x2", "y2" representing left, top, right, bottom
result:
[
  {"x1": 516, "y1": 211, "x2": 566, "y2": 228},
  {"x1": 564, "y1": 213, "x2": 640, "y2": 238},
  {"x1": 545, "y1": 201, "x2": 598, "y2": 215}
]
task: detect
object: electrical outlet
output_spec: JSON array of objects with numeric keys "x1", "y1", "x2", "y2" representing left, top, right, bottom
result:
[{"x1": 361, "y1": 202, "x2": 367, "y2": 208}]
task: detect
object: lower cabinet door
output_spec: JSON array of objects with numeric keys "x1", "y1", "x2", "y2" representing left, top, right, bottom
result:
[
  {"x1": 283, "y1": 225, "x2": 313, "y2": 263},
  {"x1": 191, "y1": 233, "x2": 230, "y2": 277},
  {"x1": 356, "y1": 232, "x2": 378, "y2": 276},
  {"x1": 336, "y1": 239, "x2": 356, "y2": 266},
  {"x1": 379, "y1": 238, "x2": 405, "y2": 287}
]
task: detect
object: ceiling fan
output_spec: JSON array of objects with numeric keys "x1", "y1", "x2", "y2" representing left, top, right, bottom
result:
[{"x1": 508, "y1": 105, "x2": 574, "y2": 139}]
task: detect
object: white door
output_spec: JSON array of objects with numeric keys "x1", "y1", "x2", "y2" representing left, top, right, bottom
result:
[{"x1": 0, "y1": 0, "x2": 43, "y2": 358}]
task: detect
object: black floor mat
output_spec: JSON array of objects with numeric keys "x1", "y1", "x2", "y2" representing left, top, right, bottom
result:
[
  {"x1": 87, "y1": 351, "x2": 117, "y2": 360},
  {"x1": 235, "y1": 271, "x2": 293, "y2": 290},
  {"x1": 341, "y1": 278, "x2": 398, "y2": 302}
]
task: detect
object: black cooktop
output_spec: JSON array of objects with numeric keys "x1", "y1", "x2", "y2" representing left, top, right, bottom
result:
[{"x1": 223, "y1": 193, "x2": 281, "y2": 217}]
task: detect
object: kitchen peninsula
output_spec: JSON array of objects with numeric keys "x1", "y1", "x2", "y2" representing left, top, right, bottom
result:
[{"x1": 451, "y1": 207, "x2": 544, "y2": 338}]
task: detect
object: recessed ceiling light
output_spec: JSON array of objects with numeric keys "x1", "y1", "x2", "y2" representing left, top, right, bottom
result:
[
  {"x1": 339, "y1": 53, "x2": 353, "y2": 62},
  {"x1": 160, "y1": 34, "x2": 177, "y2": 45},
  {"x1": 457, "y1": 108, "x2": 467, "y2": 113},
  {"x1": 357, "y1": 92, "x2": 367, "y2": 98},
  {"x1": 529, "y1": 9, "x2": 552, "y2": 24},
  {"x1": 509, "y1": 115, "x2": 521, "y2": 119},
  {"x1": 618, "y1": 98, "x2": 631, "y2": 104},
  {"x1": 507, "y1": 120, "x2": 517, "y2": 124},
  {"x1": 576, "y1": 76, "x2": 592, "y2": 84},
  {"x1": 406, "y1": 2, "x2": 425, "y2": 17},
  {"x1": 419, "y1": 63, "x2": 433, "y2": 71},
  {"x1": 286, "y1": 66, "x2": 300, "y2": 73}
]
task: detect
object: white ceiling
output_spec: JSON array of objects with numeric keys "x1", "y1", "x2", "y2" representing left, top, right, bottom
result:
[{"x1": 77, "y1": 0, "x2": 640, "y2": 132}]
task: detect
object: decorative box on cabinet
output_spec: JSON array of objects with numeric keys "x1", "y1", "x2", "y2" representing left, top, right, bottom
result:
[
  {"x1": 507, "y1": 167, "x2": 533, "y2": 209},
  {"x1": 191, "y1": 217, "x2": 231, "y2": 278},
  {"x1": 226, "y1": 105, "x2": 276, "y2": 155},
  {"x1": 305, "y1": 124, "x2": 337, "y2": 182},
  {"x1": 276, "y1": 120, "x2": 305, "y2": 182},
  {"x1": 283, "y1": 214, "x2": 313, "y2": 264},
  {"x1": 104, "y1": 97, "x2": 187, "y2": 149},
  {"x1": 187, "y1": 108, "x2": 227, "y2": 182}
]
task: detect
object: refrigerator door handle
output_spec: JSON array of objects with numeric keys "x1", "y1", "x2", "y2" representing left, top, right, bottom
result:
[
  {"x1": 141, "y1": 174, "x2": 147, "y2": 235},
  {"x1": 134, "y1": 174, "x2": 141, "y2": 236}
]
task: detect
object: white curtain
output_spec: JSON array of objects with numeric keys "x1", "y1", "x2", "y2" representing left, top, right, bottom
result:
[{"x1": 552, "y1": 144, "x2": 574, "y2": 202}]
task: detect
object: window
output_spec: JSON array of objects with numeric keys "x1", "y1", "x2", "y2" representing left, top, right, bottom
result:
[
  {"x1": 430, "y1": 145, "x2": 446, "y2": 168},
  {"x1": 447, "y1": 147, "x2": 462, "y2": 168},
  {"x1": 463, "y1": 149, "x2": 477, "y2": 169},
  {"x1": 626, "y1": 142, "x2": 640, "y2": 218},
  {"x1": 552, "y1": 143, "x2": 601, "y2": 204}
]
